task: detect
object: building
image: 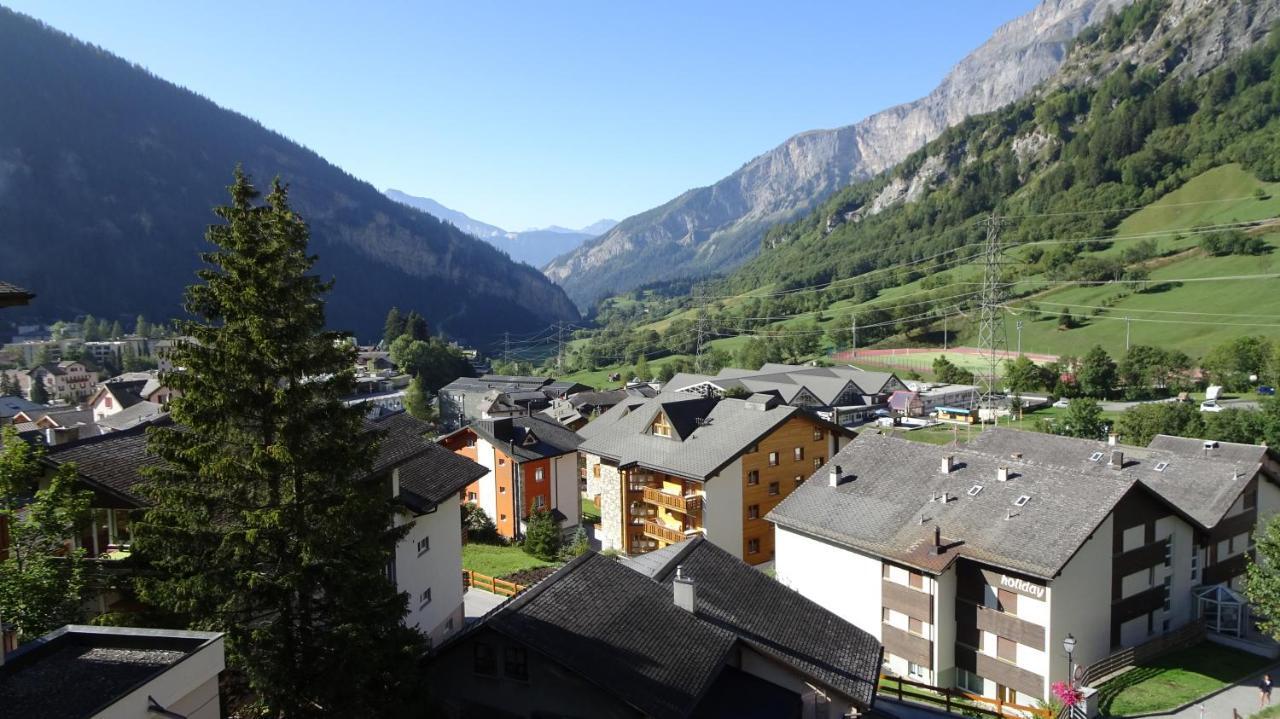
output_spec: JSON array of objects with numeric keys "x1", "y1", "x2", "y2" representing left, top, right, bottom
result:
[
  {"x1": 767, "y1": 428, "x2": 1280, "y2": 704},
  {"x1": 0, "y1": 625, "x2": 225, "y2": 719},
  {"x1": 82, "y1": 337, "x2": 149, "y2": 368},
  {"x1": 9, "y1": 405, "x2": 100, "y2": 445},
  {"x1": 40, "y1": 411, "x2": 481, "y2": 644},
  {"x1": 539, "y1": 398, "x2": 588, "y2": 430},
  {"x1": 0, "y1": 280, "x2": 34, "y2": 308},
  {"x1": 899, "y1": 381, "x2": 980, "y2": 417},
  {"x1": 579, "y1": 391, "x2": 851, "y2": 564},
  {"x1": 426, "y1": 538, "x2": 882, "y2": 719},
  {"x1": 439, "y1": 415, "x2": 583, "y2": 539},
  {"x1": 438, "y1": 374, "x2": 591, "y2": 430},
  {"x1": 665, "y1": 363, "x2": 907, "y2": 426},
  {"x1": 567, "y1": 385, "x2": 657, "y2": 417},
  {"x1": 12, "y1": 361, "x2": 99, "y2": 403}
]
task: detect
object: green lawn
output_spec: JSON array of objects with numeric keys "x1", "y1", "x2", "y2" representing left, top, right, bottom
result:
[
  {"x1": 581, "y1": 497, "x2": 601, "y2": 524},
  {"x1": 1097, "y1": 642, "x2": 1272, "y2": 717},
  {"x1": 462, "y1": 543, "x2": 555, "y2": 579}
]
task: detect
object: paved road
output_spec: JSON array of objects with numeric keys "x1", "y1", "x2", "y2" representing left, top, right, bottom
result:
[{"x1": 1097, "y1": 398, "x2": 1261, "y2": 413}]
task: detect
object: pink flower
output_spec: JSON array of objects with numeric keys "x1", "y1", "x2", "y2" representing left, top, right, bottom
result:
[{"x1": 1052, "y1": 681, "x2": 1084, "y2": 706}]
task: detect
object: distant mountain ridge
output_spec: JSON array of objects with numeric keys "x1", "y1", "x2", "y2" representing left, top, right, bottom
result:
[
  {"x1": 0, "y1": 8, "x2": 579, "y2": 345},
  {"x1": 384, "y1": 189, "x2": 615, "y2": 268},
  {"x1": 545, "y1": 0, "x2": 1134, "y2": 308}
]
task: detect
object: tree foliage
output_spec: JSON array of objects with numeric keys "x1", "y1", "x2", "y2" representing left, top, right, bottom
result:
[
  {"x1": 134, "y1": 171, "x2": 424, "y2": 718},
  {"x1": 523, "y1": 508, "x2": 562, "y2": 562}
]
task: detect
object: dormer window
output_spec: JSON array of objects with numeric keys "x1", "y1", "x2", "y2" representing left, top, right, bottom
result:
[{"x1": 652, "y1": 413, "x2": 673, "y2": 438}]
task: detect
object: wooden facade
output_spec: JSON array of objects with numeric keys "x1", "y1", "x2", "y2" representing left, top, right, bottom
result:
[{"x1": 739, "y1": 415, "x2": 831, "y2": 564}]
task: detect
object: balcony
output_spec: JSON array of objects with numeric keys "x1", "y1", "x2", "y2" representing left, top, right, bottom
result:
[
  {"x1": 643, "y1": 520, "x2": 699, "y2": 544},
  {"x1": 642, "y1": 486, "x2": 703, "y2": 514}
]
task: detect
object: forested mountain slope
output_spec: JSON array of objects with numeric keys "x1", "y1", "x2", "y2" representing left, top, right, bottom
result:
[{"x1": 0, "y1": 8, "x2": 579, "y2": 344}]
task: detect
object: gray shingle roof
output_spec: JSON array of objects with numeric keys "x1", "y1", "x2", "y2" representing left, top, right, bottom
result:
[
  {"x1": 768, "y1": 431, "x2": 1138, "y2": 579},
  {"x1": 478, "y1": 542, "x2": 881, "y2": 718},
  {"x1": 577, "y1": 392, "x2": 835, "y2": 480},
  {"x1": 47, "y1": 422, "x2": 163, "y2": 506},
  {"x1": 460, "y1": 415, "x2": 583, "y2": 462},
  {"x1": 97, "y1": 401, "x2": 165, "y2": 432},
  {"x1": 0, "y1": 280, "x2": 34, "y2": 306},
  {"x1": 395, "y1": 442, "x2": 488, "y2": 510},
  {"x1": 1148, "y1": 434, "x2": 1273, "y2": 468}
]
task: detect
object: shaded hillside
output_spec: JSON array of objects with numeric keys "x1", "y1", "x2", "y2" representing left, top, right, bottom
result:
[
  {"x1": 545, "y1": 0, "x2": 1134, "y2": 308},
  {"x1": 0, "y1": 8, "x2": 579, "y2": 344}
]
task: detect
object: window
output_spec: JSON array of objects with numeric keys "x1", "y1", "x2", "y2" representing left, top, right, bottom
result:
[
  {"x1": 593, "y1": 464, "x2": 601, "y2": 478},
  {"x1": 997, "y1": 636, "x2": 1016, "y2": 662},
  {"x1": 768, "y1": 481, "x2": 780, "y2": 496},
  {"x1": 420, "y1": 587, "x2": 432, "y2": 606},
  {"x1": 768, "y1": 451, "x2": 779, "y2": 467},
  {"x1": 535, "y1": 468, "x2": 544, "y2": 482},
  {"x1": 652, "y1": 413, "x2": 673, "y2": 437},
  {"x1": 747, "y1": 504, "x2": 760, "y2": 520},
  {"x1": 997, "y1": 589, "x2": 1016, "y2": 614},
  {"x1": 909, "y1": 571, "x2": 924, "y2": 590},
  {"x1": 467, "y1": 491, "x2": 477, "y2": 501},
  {"x1": 956, "y1": 668, "x2": 984, "y2": 694},
  {"x1": 748, "y1": 538, "x2": 760, "y2": 555},
  {"x1": 747, "y1": 470, "x2": 760, "y2": 486},
  {"x1": 813, "y1": 428, "x2": 825, "y2": 441},
  {"x1": 474, "y1": 643, "x2": 496, "y2": 676},
  {"x1": 498, "y1": 457, "x2": 506, "y2": 466},
  {"x1": 1013, "y1": 495, "x2": 1030, "y2": 508},
  {"x1": 1191, "y1": 551, "x2": 1200, "y2": 582},
  {"x1": 499, "y1": 486, "x2": 507, "y2": 494},
  {"x1": 793, "y1": 447, "x2": 804, "y2": 461},
  {"x1": 908, "y1": 661, "x2": 925, "y2": 678},
  {"x1": 1163, "y1": 538, "x2": 1172, "y2": 567},
  {"x1": 909, "y1": 617, "x2": 923, "y2": 635},
  {"x1": 533, "y1": 495, "x2": 546, "y2": 510},
  {"x1": 813, "y1": 456, "x2": 824, "y2": 468},
  {"x1": 1089, "y1": 452, "x2": 1104, "y2": 462},
  {"x1": 968, "y1": 484, "x2": 984, "y2": 497},
  {"x1": 794, "y1": 474, "x2": 804, "y2": 486},
  {"x1": 1162, "y1": 576, "x2": 1172, "y2": 611},
  {"x1": 504, "y1": 646, "x2": 529, "y2": 681},
  {"x1": 499, "y1": 513, "x2": 507, "y2": 521},
  {"x1": 417, "y1": 536, "x2": 431, "y2": 555}
]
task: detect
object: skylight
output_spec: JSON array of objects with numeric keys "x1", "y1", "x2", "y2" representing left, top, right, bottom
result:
[
  {"x1": 1013, "y1": 495, "x2": 1031, "y2": 507},
  {"x1": 968, "y1": 485, "x2": 983, "y2": 497},
  {"x1": 1154, "y1": 461, "x2": 1169, "y2": 472},
  {"x1": 1089, "y1": 452, "x2": 1104, "y2": 462}
]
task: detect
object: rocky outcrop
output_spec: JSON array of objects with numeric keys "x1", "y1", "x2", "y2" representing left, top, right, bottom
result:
[{"x1": 545, "y1": 0, "x2": 1135, "y2": 307}]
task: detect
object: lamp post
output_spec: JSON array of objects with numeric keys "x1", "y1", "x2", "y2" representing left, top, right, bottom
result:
[{"x1": 1063, "y1": 633, "x2": 1078, "y2": 717}]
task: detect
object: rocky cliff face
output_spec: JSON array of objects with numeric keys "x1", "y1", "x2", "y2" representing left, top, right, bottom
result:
[{"x1": 545, "y1": 0, "x2": 1133, "y2": 308}]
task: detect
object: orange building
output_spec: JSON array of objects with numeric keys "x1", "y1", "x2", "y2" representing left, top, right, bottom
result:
[
  {"x1": 579, "y1": 392, "x2": 853, "y2": 565},
  {"x1": 440, "y1": 416, "x2": 583, "y2": 540}
]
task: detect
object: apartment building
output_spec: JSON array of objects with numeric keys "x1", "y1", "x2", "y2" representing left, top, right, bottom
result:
[
  {"x1": 427, "y1": 538, "x2": 882, "y2": 719},
  {"x1": 580, "y1": 391, "x2": 851, "y2": 564},
  {"x1": 439, "y1": 415, "x2": 583, "y2": 539},
  {"x1": 768, "y1": 428, "x2": 1280, "y2": 705},
  {"x1": 664, "y1": 363, "x2": 907, "y2": 426},
  {"x1": 438, "y1": 374, "x2": 590, "y2": 430},
  {"x1": 13, "y1": 360, "x2": 99, "y2": 402}
]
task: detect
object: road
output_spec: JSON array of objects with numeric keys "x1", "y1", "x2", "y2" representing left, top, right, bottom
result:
[{"x1": 1097, "y1": 398, "x2": 1261, "y2": 413}]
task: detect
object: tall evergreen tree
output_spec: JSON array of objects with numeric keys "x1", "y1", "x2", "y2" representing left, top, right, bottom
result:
[
  {"x1": 404, "y1": 310, "x2": 429, "y2": 342},
  {"x1": 108, "y1": 320, "x2": 123, "y2": 340},
  {"x1": 28, "y1": 376, "x2": 49, "y2": 404},
  {"x1": 134, "y1": 170, "x2": 424, "y2": 718},
  {"x1": 382, "y1": 307, "x2": 405, "y2": 347},
  {"x1": 135, "y1": 314, "x2": 150, "y2": 338},
  {"x1": 81, "y1": 314, "x2": 99, "y2": 341}
]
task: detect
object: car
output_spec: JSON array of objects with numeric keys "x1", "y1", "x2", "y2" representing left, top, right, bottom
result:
[
  {"x1": 1200, "y1": 400, "x2": 1225, "y2": 413},
  {"x1": 1052, "y1": 398, "x2": 1070, "y2": 408},
  {"x1": 1259, "y1": 386, "x2": 1277, "y2": 396}
]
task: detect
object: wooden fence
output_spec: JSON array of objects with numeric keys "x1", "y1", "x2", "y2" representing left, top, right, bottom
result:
[
  {"x1": 878, "y1": 674, "x2": 1052, "y2": 719},
  {"x1": 461, "y1": 569, "x2": 526, "y2": 598},
  {"x1": 1079, "y1": 620, "x2": 1205, "y2": 687}
]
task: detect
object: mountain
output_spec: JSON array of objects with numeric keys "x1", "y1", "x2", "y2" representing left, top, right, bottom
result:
[
  {"x1": 384, "y1": 189, "x2": 614, "y2": 267},
  {"x1": 545, "y1": 0, "x2": 1135, "y2": 309},
  {"x1": 0, "y1": 8, "x2": 579, "y2": 345}
]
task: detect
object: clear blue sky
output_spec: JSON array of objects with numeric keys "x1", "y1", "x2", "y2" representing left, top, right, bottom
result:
[{"x1": 8, "y1": 1, "x2": 1037, "y2": 230}]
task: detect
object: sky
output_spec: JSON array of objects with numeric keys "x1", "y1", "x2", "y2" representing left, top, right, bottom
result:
[{"x1": 7, "y1": 1, "x2": 1038, "y2": 230}]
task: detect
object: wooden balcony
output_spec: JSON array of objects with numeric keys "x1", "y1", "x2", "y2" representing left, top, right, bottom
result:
[
  {"x1": 643, "y1": 520, "x2": 690, "y2": 544},
  {"x1": 642, "y1": 486, "x2": 703, "y2": 514}
]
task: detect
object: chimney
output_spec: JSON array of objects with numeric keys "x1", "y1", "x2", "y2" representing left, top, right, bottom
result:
[
  {"x1": 828, "y1": 465, "x2": 844, "y2": 487},
  {"x1": 673, "y1": 565, "x2": 697, "y2": 613},
  {"x1": 941, "y1": 455, "x2": 955, "y2": 474},
  {"x1": 997, "y1": 466, "x2": 1009, "y2": 482},
  {"x1": 1108, "y1": 450, "x2": 1124, "y2": 469},
  {"x1": 930, "y1": 525, "x2": 944, "y2": 556},
  {"x1": 1108, "y1": 433, "x2": 1118, "y2": 446}
]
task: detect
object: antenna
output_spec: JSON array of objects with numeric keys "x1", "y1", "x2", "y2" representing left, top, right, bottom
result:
[{"x1": 976, "y1": 212, "x2": 1009, "y2": 428}]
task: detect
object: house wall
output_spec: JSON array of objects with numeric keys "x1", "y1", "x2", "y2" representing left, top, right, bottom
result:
[
  {"x1": 737, "y1": 644, "x2": 854, "y2": 718},
  {"x1": 553, "y1": 452, "x2": 579, "y2": 531},
  {"x1": 396, "y1": 497, "x2": 465, "y2": 647},
  {"x1": 774, "y1": 527, "x2": 884, "y2": 641},
  {"x1": 704, "y1": 458, "x2": 744, "y2": 560},
  {"x1": 427, "y1": 628, "x2": 642, "y2": 719},
  {"x1": 1049, "y1": 514, "x2": 1114, "y2": 696},
  {"x1": 522, "y1": 457, "x2": 553, "y2": 519},
  {"x1": 738, "y1": 415, "x2": 832, "y2": 564},
  {"x1": 103, "y1": 636, "x2": 225, "y2": 719},
  {"x1": 590, "y1": 454, "x2": 625, "y2": 552}
]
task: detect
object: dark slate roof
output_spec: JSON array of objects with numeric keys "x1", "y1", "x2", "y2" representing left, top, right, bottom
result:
[
  {"x1": 483, "y1": 552, "x2": 738, "y2": 719},
  {"x1": 396, "y1": 442, "x2": 488, "y2": 510},
  {"x1": 0, "y1": 280, "x2": 34, "y2": 306},
  {"x1": 46, "y1": 422, "x2": 163, "y2": 506},
  {"x1": 768, "y1": 431, "x2": 1137, "y2": 579},
  {"x1": 568, "y1": 388, "x2": 630, "y2": 409},
  {"x1": 96, "y1": 401, "x2": 166, "y2": 432},
  {"x1": 637, "y1": 538, "x2": 881, "y2": 711},
  {"x1": 99, "y1": 380, "x2": 148, "y2": 410},
  {"x1": 1148, "y1": 434, "x2": 1275, "y2": 468},
  {"x1": 367, "y1": 410, "x2": 436, "y2": 474},
  {"x1": 0, "y1": 395, "x2": 44, "y2": 419},
  {"x1": 464, "y1": 415, "x2": 583, "y2": 461},
  {"x1": 967, "y1": 428, "x2": 1265, "y2": 530}
]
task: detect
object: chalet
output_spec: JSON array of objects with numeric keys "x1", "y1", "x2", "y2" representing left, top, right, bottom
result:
[
  {"x1": 665, "y1": 363, "x2": 906, "y2": 426},
  {"x1": 439, "y1": 415, "x2": 582, "y2": 539},
  {"x1": 427, "y1": 538, "x2": 882, "y2": 719},
  {"x1": 768, "y1": 428, "x2": 1280, "y2": 704},
  {"x1": 13, "y1": 361, "x2": 99, "y2": 403},
  {"x1": 579, "y1": 391, "x2": 852, "y2": 565}
]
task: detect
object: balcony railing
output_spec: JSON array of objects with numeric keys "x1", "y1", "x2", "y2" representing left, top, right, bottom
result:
[
  {"x1": 642, "y1": 486, "x2": 703, "y2": 514},
  {"x1": 643, "y1": 520, "x2": 688, "y2": 544}
]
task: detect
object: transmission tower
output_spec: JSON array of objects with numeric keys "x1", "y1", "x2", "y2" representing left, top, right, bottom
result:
[
  {"x1": 694, "y1": 292, "x2": 707, "y2": 371},
  {"x1": 976, "y1": 212, "x2": 1009, "y2": 426}
]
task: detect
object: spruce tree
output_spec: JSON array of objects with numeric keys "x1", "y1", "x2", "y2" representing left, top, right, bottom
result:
[
  {"x1": 135, "y1": 170, "x2": 424, "y2": 718},
  {"x1": 383, "y1": 307, "x2": 405, "y2": 347},
  {"x1": 404, "y1": 310, "x2": 429, "y2": 342},
  {"x1": 135, "y1": 314, "x2": 150, "y2": 338},
  {"x1": 82, "y1": 314, "x2": 100, "y2": 341},
  {"x1": 28, "y1": 376, "x2": 49, "y2": 404}
]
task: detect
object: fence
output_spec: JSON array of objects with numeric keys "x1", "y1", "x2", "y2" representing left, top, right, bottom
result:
[
  {"x1": 1079, "y1": 620, "x2": 1206, "y2": 686},
  {"x1": 877, "y1": 674, "x2": 1052, "y2": 719},
  {"x1": 461, "y1": 569, "x2": 526, "y2": 598}
]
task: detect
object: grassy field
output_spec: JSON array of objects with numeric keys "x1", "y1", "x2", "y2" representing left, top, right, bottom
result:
[
  {"x1": 462, "y1": 543, "x2": 555, "y2": 579},
  {"x1": 581, "y1": 497, "x2": 600, "y2": 524},
  {"x1": 892, "y1": 404, "x2": 1123, "y2": 446},
  {"x1": 1096, "y1": 642, "x2": 1271, "y2": 716}
]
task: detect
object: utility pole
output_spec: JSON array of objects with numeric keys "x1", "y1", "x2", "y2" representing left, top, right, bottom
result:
[
  {"x1": 1015, "y1": 320, "x2": 1023, "y2": 356},
  {"x1": 556, "y1": 322, "x2": 565, "y2": 373},
  {"x1": 1125, "y1": 316, "x2": 1131, "y2": 352},
  {"x1": 976, "y1": 212, "x2": 1009, "y2": 428},
  {"x1": 851, "y1": 316, "x2": 858, "y2": 355},
  {"x1": 943, "y1": 314, "x2": 948, "y2": 351}
]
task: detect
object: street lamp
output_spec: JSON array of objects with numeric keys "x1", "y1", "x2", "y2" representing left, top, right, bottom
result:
[{"x1": 1063, "y1": 633, "x2": 1077, "y2": 686}]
